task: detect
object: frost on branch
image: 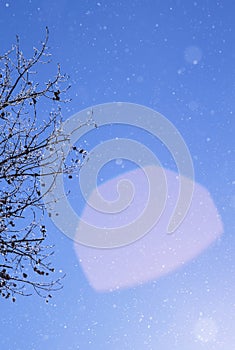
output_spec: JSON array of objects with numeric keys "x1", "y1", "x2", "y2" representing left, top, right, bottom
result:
[{"x1": 0, "y1": 28, "x2": 89, "y2": 302}]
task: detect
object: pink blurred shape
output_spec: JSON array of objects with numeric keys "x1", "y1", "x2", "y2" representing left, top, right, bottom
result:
[{"x1": 74, "y1": 166, "x2": 223, "y2": 291}]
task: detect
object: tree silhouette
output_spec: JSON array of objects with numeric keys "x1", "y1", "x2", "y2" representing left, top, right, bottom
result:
[{"x1": 0, "y1": 28, "x2": 89, "y2": 302}]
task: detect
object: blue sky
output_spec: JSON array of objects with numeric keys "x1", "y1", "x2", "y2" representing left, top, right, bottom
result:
[{"x1": 0, "y1": 1, "x2": 235, "y2": 349}]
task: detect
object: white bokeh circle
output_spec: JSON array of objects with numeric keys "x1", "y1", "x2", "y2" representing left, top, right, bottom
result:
[{"x1": 40, "y1": 102, "x2": 194, "y2": 248}]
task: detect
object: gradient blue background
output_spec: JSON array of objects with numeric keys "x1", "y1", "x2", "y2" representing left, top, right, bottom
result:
[{"x1": 0, "y1": 1, "x2": 234, "y2": 349}]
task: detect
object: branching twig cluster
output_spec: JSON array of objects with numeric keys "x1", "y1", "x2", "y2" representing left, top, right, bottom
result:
[{"x1": 0, "y1": 28, "x2": 89, "y2": 302}]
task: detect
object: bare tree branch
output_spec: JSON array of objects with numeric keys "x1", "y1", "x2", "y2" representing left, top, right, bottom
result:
[{"x1": 0, "y1": 29, "x2": 91, "y2": 302}]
